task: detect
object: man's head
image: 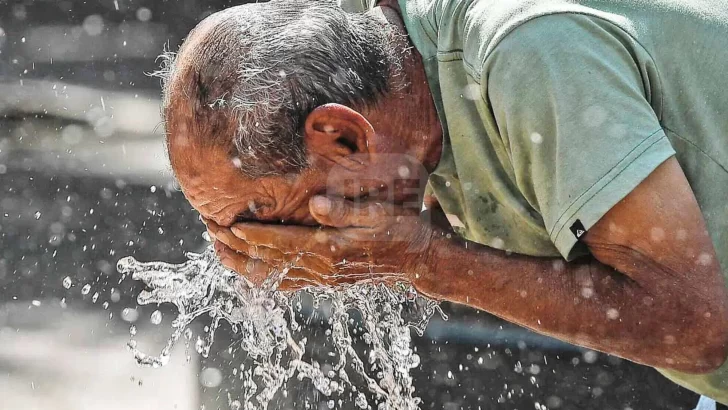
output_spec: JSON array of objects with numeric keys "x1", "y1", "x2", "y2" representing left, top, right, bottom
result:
[{"x1": 159, "y1": 0, "x2": 441, "y2": 227}]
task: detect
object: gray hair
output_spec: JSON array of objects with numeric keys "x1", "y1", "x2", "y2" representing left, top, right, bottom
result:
[{"x1": 155, "y1": 0, "x2": 403, "y2": 178}]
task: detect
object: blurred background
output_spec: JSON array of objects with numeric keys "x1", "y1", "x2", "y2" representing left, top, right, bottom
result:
[{"x1": 0, "y1": 1, "x2": 703, "y2": 409}]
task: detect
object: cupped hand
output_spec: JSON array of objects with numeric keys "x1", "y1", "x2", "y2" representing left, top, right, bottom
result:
[{"x1": 206, "y1": 196, "x2": 435, "y2": 291}]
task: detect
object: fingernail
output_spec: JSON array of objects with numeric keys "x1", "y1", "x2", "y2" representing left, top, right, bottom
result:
[
  {"x1": 231, "y1": 226, "x2": 245, "y2": 239},
  {"x1": 312, "y1": 196, "x2": 331, "y2": 215}
]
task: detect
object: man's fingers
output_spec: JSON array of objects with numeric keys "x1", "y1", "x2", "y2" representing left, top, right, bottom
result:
[
  {"x1": 209, "y1": 218, "x2": 304, "y2": 265},
  {"x1": 308, "y1": 196, "x2": 386, "y2": 228},
  {"x1": 215, "y1": 240, "x2": 271, "y2": 285},
  {"x1": 230, "y1": 223, "x2": 330, "y2": 254},
  {"x1": 214, "y1": 240, "x2": 331, "y2": 291},
  {"x1": 212, "y1": 223, "x2": 290, "y2": 262},
  {"x1": 205, "y1": 219, "x2": 224, "y2": 240}
]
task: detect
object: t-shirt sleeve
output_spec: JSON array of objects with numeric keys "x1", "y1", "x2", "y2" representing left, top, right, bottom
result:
[{"x1": 482, "y1": 14, "x2": 675, "y2": 260}]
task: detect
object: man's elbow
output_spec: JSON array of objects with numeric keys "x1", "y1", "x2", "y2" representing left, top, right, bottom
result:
[
  {"x1": 668, "y1": 307, "x2": 728, "y2": 374},
  {"x1": 693, "y1": 321, "x2": 728, "y2": 373}
]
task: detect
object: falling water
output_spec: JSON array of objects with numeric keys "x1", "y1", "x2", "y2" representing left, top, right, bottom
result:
[{"x1": 116, "y1": 245, "x2": 443, "y2": 410}]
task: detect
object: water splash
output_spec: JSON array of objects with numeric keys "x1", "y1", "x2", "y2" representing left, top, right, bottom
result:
[{"x1": 117, "y1": 246, "x2": 442, "y2": 410}]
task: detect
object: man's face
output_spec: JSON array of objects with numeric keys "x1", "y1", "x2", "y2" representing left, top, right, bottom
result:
[
  {"x1": 168, "y1": 95, "x2": 439, "y2": 228},
  {"x1": 173, "y1": 144, "x2": 321, "y2": 227},
  {"x1": 172, "y1": 142, "x2": 428, "y2": 228}
]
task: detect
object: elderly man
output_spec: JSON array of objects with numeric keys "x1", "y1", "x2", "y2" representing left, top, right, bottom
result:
[{"x1": 158, "y1": 0, "x2": 728, "y2": 405}]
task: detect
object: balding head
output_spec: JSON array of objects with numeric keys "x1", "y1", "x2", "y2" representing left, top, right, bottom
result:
[{"x1": 156, "y1": 0, "x2": 403, "y2": 178}]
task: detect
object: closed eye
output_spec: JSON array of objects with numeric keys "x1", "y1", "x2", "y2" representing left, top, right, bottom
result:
[
  {"x1": 234, "y1": 209, "x2": 257, "y2": 223},
  {"x1": 234, "y1": 201, "x2": 274, "y2": 223}
]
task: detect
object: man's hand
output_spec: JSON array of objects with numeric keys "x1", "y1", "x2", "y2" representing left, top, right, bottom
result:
[
  {"x1": 207, "y1": 196, "x2": 434, "y2": 291},
  {"x1": 206, "y1": 158, "x2": 728, "y2": 373}
]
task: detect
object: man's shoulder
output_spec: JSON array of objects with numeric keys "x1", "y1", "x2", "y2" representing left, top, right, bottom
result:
[{"x1": 463, "y1": 3, "x2": 639, "y2": 77}]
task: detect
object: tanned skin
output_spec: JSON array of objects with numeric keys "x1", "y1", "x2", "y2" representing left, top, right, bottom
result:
[{"x1": 166, "y1": 2, "x2": 728, "y2": 374}]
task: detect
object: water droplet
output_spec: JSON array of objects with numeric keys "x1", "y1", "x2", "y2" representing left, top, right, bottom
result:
[
  {"x1": 120, "y1": 246, "x2": 439, "y2": 408},
  {"x1": 355, "y1": 393, "x2": 368, "y2": 409},
  {"x1": 121, "y1": 307, "x2": 139, "y2": 323},
  {"x1": 110, "y1": 288, "x2": 121, "y2": 303},
  {"x1": 150, "y1": 310, "x2": 162, "y2": 325},
  {"x1": 195, "y1": 337, "x2": 205, "y2": 354},
  {"x1": 129, "y1": 325, "x2": 137, "y2": 336},
  {"x1": 650, "y1": 227, "x2": 666, "y2": 242},
  {"x1": 462, "y1": 83, "x2": 481, "y2": 100},
  {"x1": 697, "y1": 253, "x2": 714, "y2": 266},
  {"x1": 34, "y1": 211, "x2": 41, "y2": 220},
  {"x1": 397, "y1": 165, "x2": 411, "y2": 178},
  {"x1": 62, "y1": 276, "x2": 72, "y2": 289},
  {"x1": 583, "y1": 350, "x2": 599, "y2": 364},
  {"x1": 581, "y1": 287, "x2": 594, "y2": 299},
  {"x1": 514, "y1": 361, "x2": 523, "y2": 373},
  {"x1": 82, "y1": 15, "x2": 104, "y2": 36},
  {"x1": 582, "y1": 105, "x2": 608, "y2": 127},
  {"x1": 200, "y1": 367, "x2": 223, "y2": 388},
  {"x1": 81, "y1": 284, "x2": 91, "y2": 295},
  {"x1": 136, "y1": 7, "x2": 152, "y2": 22}
]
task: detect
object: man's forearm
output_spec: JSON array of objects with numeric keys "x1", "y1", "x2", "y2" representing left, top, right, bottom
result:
[{"x1": 410, "y1": 231, "x2": 727, "y2": 373}]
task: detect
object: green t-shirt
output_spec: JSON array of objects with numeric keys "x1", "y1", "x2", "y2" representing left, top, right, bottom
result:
[{"x1": 343, "y1": 0, "x2": 728, "y2": 402}]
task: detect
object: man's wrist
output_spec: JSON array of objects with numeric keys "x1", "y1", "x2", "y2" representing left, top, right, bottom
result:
[{"x1": 405, "y1": 228, "x2": 455, "y2": 300}]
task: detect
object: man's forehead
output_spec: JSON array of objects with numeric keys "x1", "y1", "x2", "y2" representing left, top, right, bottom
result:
[{"x1": 172, "y1": 143, "x2": 235, "y2": 182}]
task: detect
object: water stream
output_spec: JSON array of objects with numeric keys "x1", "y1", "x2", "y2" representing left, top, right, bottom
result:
[{"x1": 117, "y1": 244, "x2": 443, "y2": 410}]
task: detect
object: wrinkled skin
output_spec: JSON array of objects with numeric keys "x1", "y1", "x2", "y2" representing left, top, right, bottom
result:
[
  {"x1": 168, "y1": 1, "x2": 444, "y2": 290},
  {"x1": 165, "y1": 1, "x2": 728, "y2": 374},
  {"x1": 206, "y1": 196, "x2": 433, "y2": 290},
  {"x1": 172, "y1": 97, "x2": 443, "y2": 291}
]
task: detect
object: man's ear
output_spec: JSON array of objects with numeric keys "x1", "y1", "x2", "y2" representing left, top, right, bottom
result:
[{"x1": 304, "y1": 103, "x2": 376, "y2": 170}]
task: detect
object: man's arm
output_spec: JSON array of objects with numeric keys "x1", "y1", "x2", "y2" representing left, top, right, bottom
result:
[
  {"x1": 211, "y1": 158, "x2": 728, "y2": 373},
  {"x1": 414, "y1": 157, "x2": 728, "y2": 373}
]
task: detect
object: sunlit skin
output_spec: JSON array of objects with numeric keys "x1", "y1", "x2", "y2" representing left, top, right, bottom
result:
[{"x1": 166, "y1": 2, "x2": 728, "y2": 374}]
